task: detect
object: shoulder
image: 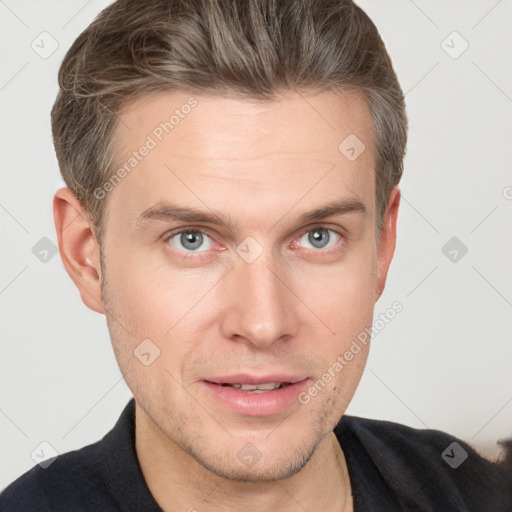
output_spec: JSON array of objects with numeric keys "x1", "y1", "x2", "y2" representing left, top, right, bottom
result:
[
  {"x1": 0, "y1": 438, "x2": 118, "y2": 512},
  {"x1": 335, "y1": 415, "x2": 512, "y2": 511},
  {"x1": 0, "y1": 399, "x2": 159, "y2": 512}
]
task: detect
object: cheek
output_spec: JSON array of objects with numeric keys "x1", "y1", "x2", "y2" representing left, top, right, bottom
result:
[
  {"x1": 102, "y1": 249, "x2": 223, "y2": 380},
  {"x1": 102, "y1": 259, "x2": 199, "y2": 409},
  {"x1": 294, "y1": 252, "x2": 376, "y2": 334},
  {"x1": 103, "y1": 240, "x2": 208, "y2": 332},
  {"x1": 290, "y1": 251, "x2": 375, "y2": 407}
]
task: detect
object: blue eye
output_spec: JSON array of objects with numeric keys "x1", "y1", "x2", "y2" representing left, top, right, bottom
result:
[
  {"x1": 299, "y1": 228, "x2": 341, "y2": 250},
  {"x1": 167, "y1": 230, "x2": 214, "y2": 252}
]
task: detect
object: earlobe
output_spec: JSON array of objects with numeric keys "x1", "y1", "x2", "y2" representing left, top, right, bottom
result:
[
  {"x1": 53, "y1": 187, "x2": 105, "y2": 314},
  {"x1": 374, "y1": 186, "x2": 400, "y2": 303}
]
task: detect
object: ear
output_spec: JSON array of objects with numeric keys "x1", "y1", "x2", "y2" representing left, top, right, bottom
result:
[
  {"x1": 53, "y1": 187, "x2": 105, "y2": 314},
  {"x1": 374, "y1": 186, "x2": 400, "y2": 303}
]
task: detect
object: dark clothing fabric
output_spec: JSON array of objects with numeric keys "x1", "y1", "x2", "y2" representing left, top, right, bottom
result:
[{"x1": 1, "y1": 398, "x2": 510, "y2": 511}]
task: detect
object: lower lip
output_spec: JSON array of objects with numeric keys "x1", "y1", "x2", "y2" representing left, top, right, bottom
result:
[{"x1": 201, "y1": 379, "x2": 311, "y2": 416}]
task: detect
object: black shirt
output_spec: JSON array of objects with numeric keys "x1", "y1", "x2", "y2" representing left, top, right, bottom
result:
[{"x1": 1, "y1": 398, "x2": 510, "y2": 511}]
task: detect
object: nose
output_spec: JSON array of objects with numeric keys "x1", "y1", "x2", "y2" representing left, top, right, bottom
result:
[{"x1": 219, "y1": 249, "x2": 298, "y2": 350}]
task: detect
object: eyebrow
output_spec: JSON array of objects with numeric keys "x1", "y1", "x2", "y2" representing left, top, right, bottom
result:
[{"x1": 136, "y1": 197, "x2": 366, "y2": 231}]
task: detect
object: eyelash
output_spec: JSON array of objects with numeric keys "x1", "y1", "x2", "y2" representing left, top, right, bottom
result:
[{"x1": 163, "y1": 225, "x2": 345, "y2": 260}]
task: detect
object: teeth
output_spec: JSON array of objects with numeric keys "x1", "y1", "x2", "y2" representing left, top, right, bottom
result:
[{"x1": 230, "y1": 382, "x2": 285, "y2": 391}]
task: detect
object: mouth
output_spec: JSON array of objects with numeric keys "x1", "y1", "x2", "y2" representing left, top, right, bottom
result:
[
  {"x1": 217, "y1": 382, "x2": 293, "y2": 393},
  {"x1": 201, "y1": 375, "x2": 310, "y2": 416}
]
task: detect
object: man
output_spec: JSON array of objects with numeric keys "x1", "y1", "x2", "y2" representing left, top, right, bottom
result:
[{"x1": 1, "y1": 0, "x2": 510, "y2": 510}]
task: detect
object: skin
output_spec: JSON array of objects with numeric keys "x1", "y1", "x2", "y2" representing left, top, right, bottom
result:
[{"x1": 54, "y1": 89, "x2": 400, "y2": 512}]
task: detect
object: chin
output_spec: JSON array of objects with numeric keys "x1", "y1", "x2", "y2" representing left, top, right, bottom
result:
[
  {"x1": 201, "y1": 450, "x2": 314, "y2": 483},
  {"x1": 180, "y1": 432, "x2": 322, "y2": 483}
]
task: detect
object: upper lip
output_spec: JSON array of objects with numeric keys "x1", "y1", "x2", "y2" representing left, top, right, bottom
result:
[{"x1": 204, "y1": 374, "x2": 309, "y2": 385}]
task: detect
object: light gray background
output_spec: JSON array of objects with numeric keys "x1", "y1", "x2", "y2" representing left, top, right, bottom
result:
[{"x1": 1, "y1": 0, "x2": 511, "y2": 490}]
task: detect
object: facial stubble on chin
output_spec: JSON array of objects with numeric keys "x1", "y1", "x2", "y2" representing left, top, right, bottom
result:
[{"x1": 173, "y1": 418, "x2": 334, "y2": 483}]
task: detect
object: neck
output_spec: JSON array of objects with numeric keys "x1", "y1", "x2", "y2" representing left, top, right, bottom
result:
[{"x1": 134, "y1": 402, "x2": 353, "y2": 512}]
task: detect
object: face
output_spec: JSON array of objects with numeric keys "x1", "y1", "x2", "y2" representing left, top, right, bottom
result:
[{"x1": 90, "y1": 89, "x2": 397, "y2": 481}]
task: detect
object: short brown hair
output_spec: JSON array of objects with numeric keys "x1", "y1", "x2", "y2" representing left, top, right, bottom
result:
[{"x1": 51, "y1": 0, "x2": 407, "y2": 245}]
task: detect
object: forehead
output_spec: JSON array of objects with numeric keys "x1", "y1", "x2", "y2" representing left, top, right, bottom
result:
[
  {"x1": 107, "y1": 89, "x2": 376, "y2": 228},
  {"x1": 115, "y1": 88, "x2": 374, "y2": 159}
]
